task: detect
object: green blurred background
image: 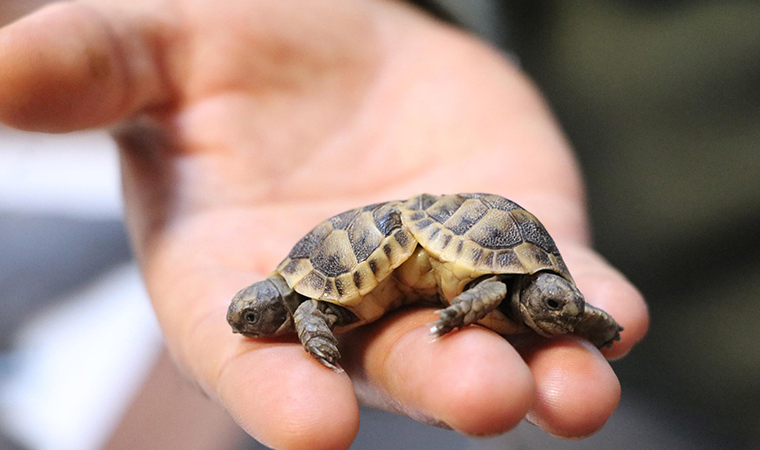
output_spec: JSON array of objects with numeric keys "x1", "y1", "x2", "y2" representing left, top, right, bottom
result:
[{"x1": 500, "y1": 0, "x2": 760, "y2": 446}]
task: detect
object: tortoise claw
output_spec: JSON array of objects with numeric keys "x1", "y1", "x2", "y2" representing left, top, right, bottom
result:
[
  {"x1": 314, "y1": 355, "x2": 344, "y2": 373},
  {"x1": 598, "y1": 326, "x2": 624, "y2": 348},
  {"x1": 306, "y1": 337, "x2": 342, "y2": 372},
  {"x1": 428, "y1": 323, "x2": 445, "y2": 340},
  {"x1": 428, "y1": 318, "x2": 457, "y2": 340}
]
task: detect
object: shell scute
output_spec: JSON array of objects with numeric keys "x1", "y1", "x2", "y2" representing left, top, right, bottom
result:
[
  {"x1": 296, "y1": 271, "x2": 327, "y2": 297},
  {"x1": 481, "y1": 194, "x2": 521, "y2": 212},
  {"x1": 309, "y1": 231, "x2": 358, "y2": 277},
  {"x1": 443, "y1": 199, "x2": 489, "y2": 235},
  {"x1": 496, "y1": 250, "x2": 521, "y2": 269},
  {"x1": 426, "y1": 195, "x2": 466, "y2": 224},
  {"x1": 406, "y1": 193, "x2": 439, "y2": 211},
  {"x1": 511, "y1": 209, "x2": 560, "y2": 255},
  {"x1": 465, "y1": 209, "x2": 522, "y2": 249},
  {"x1": 328, "y1": 208, "x2": 360, "y2": 231},
  {"x1": 288, "y1": 222, "x2": 332, "y2": 259},
  {"x1": 372, "y1": 202, "x2": 403, "y2": 235},
  {"x1": 348, "y1": 212, "x2": 384, "y2": 262}
]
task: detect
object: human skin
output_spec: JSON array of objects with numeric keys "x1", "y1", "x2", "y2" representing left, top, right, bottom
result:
[{"x1": 0, "y1": 1, "x2": 649, "y2": 449}]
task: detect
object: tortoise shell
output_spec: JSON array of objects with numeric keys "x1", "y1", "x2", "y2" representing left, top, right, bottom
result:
[
  {"x1": 401, "y1": 193, "x2": 571, "y2": 282},
  {"x1": 276, "y1": 193, "x2": 572, "y2": 309},
  {"x1": 276, "y1": 201, "x2": 417, "y2": 306}
]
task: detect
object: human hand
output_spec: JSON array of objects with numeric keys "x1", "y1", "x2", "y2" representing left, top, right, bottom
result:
[{"x1": 0, "y1": 1, "x2": 648, "y2": 448}]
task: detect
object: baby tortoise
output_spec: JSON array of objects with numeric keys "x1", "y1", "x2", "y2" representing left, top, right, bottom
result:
[{"x1": 228, "y1": 193, "x2": 622, "y2": 370}]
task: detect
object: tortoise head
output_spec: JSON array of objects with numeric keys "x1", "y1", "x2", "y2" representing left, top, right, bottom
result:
[
  {"x1": 227, "y1": 277, "x2": 296, "y2": 337},
  {"x1": 516, "y1": 272, "x2": 584, "y2": 337}
]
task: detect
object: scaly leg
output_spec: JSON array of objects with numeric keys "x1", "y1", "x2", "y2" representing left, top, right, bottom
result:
[
  {"x1": 573, "y1": 303, "x2": 623, "y2": 349},
  {"x1": 429, "y1": 276, "x2": 507, "y2": 338},
  {"x1": 293, "y1": 299, "x2": 343, "y2": 371}
]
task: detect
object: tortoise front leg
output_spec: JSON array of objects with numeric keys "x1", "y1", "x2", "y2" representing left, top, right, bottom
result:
[
  {"x1": 573, "y1": 303, "x2": 623, "y2": 349},
  {"x1": 429, "y1": 276, "x2": 507, "y2": 338},
  {"x1": 293, "y1": 299, "x2": 344, "y2": 371}
]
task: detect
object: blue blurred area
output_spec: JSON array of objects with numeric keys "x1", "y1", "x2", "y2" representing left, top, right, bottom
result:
[{"x1": 0, "y1": 215, "x2": 132, "y2": 350}]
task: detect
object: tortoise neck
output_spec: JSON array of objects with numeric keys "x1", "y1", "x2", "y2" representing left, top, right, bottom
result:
[
  {"x1": 269, "y1": 275, "x2": 306, "y2": 317},
  {"x1": 506, "y1": 273, "x2": 533, "y2": 323}
]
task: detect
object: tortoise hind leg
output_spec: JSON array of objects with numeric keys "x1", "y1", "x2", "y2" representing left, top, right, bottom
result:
[
  {"x1": 573, "y1": 303, "x2": 623, "y2": 349},
  {"x1": 293, "y1": 299, "x2": 352, "y2": 371},
  {"x1": 429, "y1": 276, "x2": 507, "y2": 338}
]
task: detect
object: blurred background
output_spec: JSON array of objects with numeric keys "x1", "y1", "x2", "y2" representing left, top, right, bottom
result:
[{"x1": 1, "y1": 0, "x2": 758, "y2": 449}]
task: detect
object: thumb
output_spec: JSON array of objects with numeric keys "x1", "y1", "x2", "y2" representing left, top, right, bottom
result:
[{"x1": 0, "y1": 2, "x2": 168, "y2": 132}]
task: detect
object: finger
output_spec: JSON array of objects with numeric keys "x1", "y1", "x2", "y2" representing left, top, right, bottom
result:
[
  {"x1": 342, "y1": 308, "x2": 535, "y2": 436},
  {"x1": 521, "y1": 336, "x2": 621, "y2": 438},
  {"x1": 0, "y1": 2, "x2": 167, "y2": 132},
  {"x1": 140, "y1": 223, "x2": 360, "y2": 450},
  {"x1": 215, "y1": 319, "x2": 360, "y2": 450},
  {"x1": 511, "y1": 244, "x2": 646, "y2": 437}
]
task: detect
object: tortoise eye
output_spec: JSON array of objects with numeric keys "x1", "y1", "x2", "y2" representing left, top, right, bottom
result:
[
  {"x1": 244, "y1": 311, "x2": 258, "y2": 324},
  {"x1": 545, "y1": 298, "x2": 562, "y2": 310}
]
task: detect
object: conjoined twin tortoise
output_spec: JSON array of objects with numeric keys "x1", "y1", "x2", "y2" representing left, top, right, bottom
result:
[{"x1": 227, "y1": 193, "x2": 622, "y2": 370}]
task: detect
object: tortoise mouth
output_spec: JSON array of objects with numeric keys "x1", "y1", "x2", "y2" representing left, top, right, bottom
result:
[
  {"x1": 533, "y1": 319, "x2": 577, "y2": 337},
  {"x1": 229, "y1": 318, "x2": 259, "y2": 337},
  {"x1": 519, "y1": 303, "x2": 579, "y2": 337}
]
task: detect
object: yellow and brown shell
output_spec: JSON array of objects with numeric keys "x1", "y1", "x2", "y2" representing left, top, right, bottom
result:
[
  {"x1": 276, "y1": 193, "x2": 572, "y2": 316},
  {"x1": 401, "y1": 193, "x2": 571, "y2": 281},
  {"x1": 276, "y1": 201, "x2": 417, "y2": 306}
]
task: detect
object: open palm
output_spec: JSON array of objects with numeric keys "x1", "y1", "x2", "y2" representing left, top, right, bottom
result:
[{"x1": 0, "y1": 1, "x2": 648, "y2": 448}]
